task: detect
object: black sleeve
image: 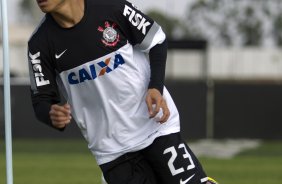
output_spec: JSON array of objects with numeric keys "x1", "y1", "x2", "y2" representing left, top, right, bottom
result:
[
  {"x1": 113, "y1": 1, "x2": 153, "y2": 45},
  {"x1": 148, "y1": 39, "x2": 167, "y2": 94},
  {"x1": 28, "y1": 35, "x2": 62, "y2": 130},
  {"x1": 33, "y1": 101, "x2": 52, "y2": 127},
  {"x1": 113, "y1": 0, "x2": 166, "y2": 51},
  {"x1": 33, "y1": 101, "x2": 65, "y2": 131},
  {"x1": 111, "y1": 1, "x2": 168, "y2": 94}
]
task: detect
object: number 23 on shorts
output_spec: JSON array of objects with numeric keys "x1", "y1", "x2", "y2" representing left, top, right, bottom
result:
[{"x1": 163, "y1": 143, "x2": 196, "y2": 176}]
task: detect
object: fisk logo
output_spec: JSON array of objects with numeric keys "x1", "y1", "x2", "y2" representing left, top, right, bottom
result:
[
  {"x1": 29, "y1": 52, "x2": 50, "y2": 87},
  {"x1": 68, "y1": 54, "x2": 125, "y2": 85},
  {"x1": 123, "y1": 4, "x2": 151, "y2": 35}
]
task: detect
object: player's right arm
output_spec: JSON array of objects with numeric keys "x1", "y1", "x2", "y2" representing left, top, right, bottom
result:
[
  {"x1": 49, "y1": 103, "x2": 72, "y2": 129},
  {"x1": 28, "y1": 31, "x2": 70, "y2": 130}
]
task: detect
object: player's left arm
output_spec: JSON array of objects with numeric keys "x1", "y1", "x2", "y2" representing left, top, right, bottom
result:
[
  {"x1": 146, "y1": 39, "x2": 169, "y2": 123},
  {"x1": 114, "y1": 1, "x2": 170, "y2": 122}
]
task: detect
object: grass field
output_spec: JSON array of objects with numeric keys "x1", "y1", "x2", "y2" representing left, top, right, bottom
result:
[{"x1": 1, "y1": 139, "x2": 282, "y2": 184}]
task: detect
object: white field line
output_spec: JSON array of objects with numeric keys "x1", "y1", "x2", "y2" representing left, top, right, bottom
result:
[{"x1": 188, "y1": 139, "x2": 261, "y2": 159}]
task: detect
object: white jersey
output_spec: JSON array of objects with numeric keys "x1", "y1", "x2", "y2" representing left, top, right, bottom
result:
[{"x1": 28, "y1": 0, "x2": 180, "y2": 165}]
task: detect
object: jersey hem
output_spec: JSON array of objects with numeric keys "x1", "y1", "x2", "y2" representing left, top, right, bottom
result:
[{"x1": 95, "y1": 125, "x2": 180, "y2": 165}]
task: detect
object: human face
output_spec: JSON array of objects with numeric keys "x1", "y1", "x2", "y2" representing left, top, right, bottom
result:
[{"x1": 36, "y1": 0, "x2": 66, "y2": 13}]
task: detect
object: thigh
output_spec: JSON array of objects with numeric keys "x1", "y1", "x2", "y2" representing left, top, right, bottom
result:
[
  {"x1": 142, "y1": 133, "x2": 208, "y2": 184},
  {"x1": 100, "y1": 152, "x2": 158, "y2": 184}
]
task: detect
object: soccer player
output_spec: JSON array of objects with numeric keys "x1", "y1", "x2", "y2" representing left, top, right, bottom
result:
[{"x1": 28, "y1": 0, "x2": 217, "y2": 183}]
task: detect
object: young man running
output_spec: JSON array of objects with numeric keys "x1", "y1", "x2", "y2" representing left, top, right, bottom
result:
[{"x1": 28, "y1": 0, "x2": 217, "y2": 183}]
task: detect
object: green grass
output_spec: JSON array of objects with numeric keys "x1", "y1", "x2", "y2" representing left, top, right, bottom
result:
[
  {"x1": 1, "y1": 139, "x2": 282, "y2": 184},
  {"x1": 199, "y1": 141, "x2": 282, "y2": 184},
  {"x1": 0, "y1": 139, "x2": 102, "y2": 184}
]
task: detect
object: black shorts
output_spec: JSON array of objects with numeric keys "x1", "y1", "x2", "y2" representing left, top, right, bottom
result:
[{"x1": 100, "y1": 133, "x2": 208, "y2": 184}]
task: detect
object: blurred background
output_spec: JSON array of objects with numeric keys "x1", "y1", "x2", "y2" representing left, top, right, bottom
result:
[{"x1": 0, "y1": 0, "x2": 282, "y2": 184}]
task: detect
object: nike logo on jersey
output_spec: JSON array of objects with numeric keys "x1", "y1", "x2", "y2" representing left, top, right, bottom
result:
[
  {"x1": 68, "y1": 53, "x2": 125, "y2": 85},
  {"x1": 29, "y1": 51, "x2": 50, "y2": 87},
  {"x1": 55, "y1": 49, "x2": 67, "y2": 59},
  {"x1": 123, "y1": 4, "x2": 151, "y2": 35},
  {"x1": 180, "y1": 174, "x2": 195, "y2": 184}
]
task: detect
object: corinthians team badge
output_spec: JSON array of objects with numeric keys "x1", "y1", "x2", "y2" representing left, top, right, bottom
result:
[{"x1": 98, "y1": 21, "x2": 120, "y2": 47}]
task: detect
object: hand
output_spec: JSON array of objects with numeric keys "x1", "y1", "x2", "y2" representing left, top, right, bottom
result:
[
  {"x1": 49, "y1": 103, "x2": 72, "y2": 129},
  {"x1": 145, "y1": 88, "x2": 170, "y2": 123}
]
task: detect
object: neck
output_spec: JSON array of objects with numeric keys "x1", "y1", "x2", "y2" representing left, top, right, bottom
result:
[{"x1": 51, "y1": 0, "x2": 85, "y2": 28}]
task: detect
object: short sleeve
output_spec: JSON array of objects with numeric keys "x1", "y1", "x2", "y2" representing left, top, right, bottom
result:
[
  {"x1": 28, "y1": 39, "x2": 60, "y2": 105},
  {"x1": 113, "y1": 0, "x2": 166, "y2": 52}
]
